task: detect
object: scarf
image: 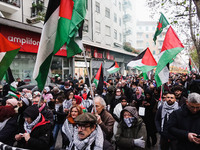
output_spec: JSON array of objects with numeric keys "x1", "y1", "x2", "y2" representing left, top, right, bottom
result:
[
  {"x1": 124, "y1": 117, "x2": 135, "y2": 128},
  {"x1": 62, "y1": 119, "x2": 75, "y2": 148},
  {"x1": 161, "y1": 101, "x2": 179, "y2": 131},
  {"x1": 115, "y1": 95, "x2": 121, "y2": 100},
  {"x1": 24, "y1": 113, "x2": 41, "y2": 133},
  {"x1": 136, "y1": 87, "x2": 142, "y2": 99},
  {"x1": 63, "y1": 99, "x2": 72, "y2": 109},
  {"x1": 69, "y1": 125, "x2": 104, "y2": 150},
  {"x1": 0, "y1": 118, "x2": 10, "y2": 131}
]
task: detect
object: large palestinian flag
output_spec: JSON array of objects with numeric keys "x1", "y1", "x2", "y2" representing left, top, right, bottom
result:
[
  {"x1": 93, "y1": 63, "x2": 103, "y2": 95},
  {"x1": 155, "y1": 26, "x2": 184, "y2": 87},
  {"x1": 107, "y1": 61, "x2": 120, "y2": 74},
  {"x1": 127, "y1": 47, "x2": 157, "y2": 73},
  {"x1": 0, "y1": 33, "x2": 20, "y2": 81},
  {"x1": 33, "y1": 0, "x2": 86, "y2": 90}
]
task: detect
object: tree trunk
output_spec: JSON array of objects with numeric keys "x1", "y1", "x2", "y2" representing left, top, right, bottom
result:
[{"x1": 193, "y1": 0, "x2": 200, "y2": 21}]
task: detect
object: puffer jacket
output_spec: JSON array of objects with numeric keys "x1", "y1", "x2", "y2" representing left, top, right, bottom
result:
[{"x1": 115, "y1": 106, "x2": 147, "y2": 150}]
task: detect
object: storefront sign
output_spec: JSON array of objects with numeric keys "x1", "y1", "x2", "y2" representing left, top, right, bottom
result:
[
  {"x1": 93, "y1": 49, "x2": 103, "y2": 58},
  {"x1": 0, "y1": 25, "x2": 67, "y2": 56},
  {"x1": 75, "y1": 61, "x2": 90, "y2": 67},
  {"x1": 106, "y1": 51, "x2": 114, "y2": 60}
]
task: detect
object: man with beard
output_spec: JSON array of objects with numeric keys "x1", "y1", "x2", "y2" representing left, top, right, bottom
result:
[
  {"x1": 155, "y1": 92, "x2": 179, "y2": 150},
  {"x1": 173, "y1": 85, "x2": 187, "y2": 106},
  {"x1": 68, "y1": 113, "x2": 113, "y2": 150},
  {"x1": 167, "y1": 93, "x2": 200, "y2": 150}
]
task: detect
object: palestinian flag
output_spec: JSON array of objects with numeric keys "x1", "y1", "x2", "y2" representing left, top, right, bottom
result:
[
  {"x1": 127, "y1": 47, "x2": 157, "y2": 73},
  {"x1": 107, "y1": 61, "x2": 120, "y2": 74},
  {"x1": 33, "y1": 0, "x2": 86, "y2": 90},
  {"x1": 155, "y1": 26, "x2": 184, "y2": 87},
  {"x1": 0, "y1": 33, "x2": 20, "y2": 81},
  {"x1": 3, "y1": 67, "x2": 15, "y2": 84},
  {"x1": 153, "y1": 13, "x2": 169, "y2": 44},
  {"x1": 93, "y1": 63, "x2": 103, "y2": 95}
]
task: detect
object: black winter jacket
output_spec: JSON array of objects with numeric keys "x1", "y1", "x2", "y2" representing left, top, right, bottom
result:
[
  {"x1": 17, "y1": 115, "x2": 53, "y2": 150},
  {"x1": 167, "y1": 104, "x2": 200, "y2": 150}
]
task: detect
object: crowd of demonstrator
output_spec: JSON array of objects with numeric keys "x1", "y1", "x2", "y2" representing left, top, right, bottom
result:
[{"x1": 0, "y1": 73, "x2": 200, "y2": 150}]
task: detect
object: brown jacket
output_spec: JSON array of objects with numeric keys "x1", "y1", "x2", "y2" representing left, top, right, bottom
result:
[{"x1": 99, "y1": 109, "x2": 115, "y2": 141}]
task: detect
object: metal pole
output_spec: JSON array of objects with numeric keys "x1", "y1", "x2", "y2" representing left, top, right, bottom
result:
[{"x1": 82, "y1": 47, "x2": 97, "y2": 113}]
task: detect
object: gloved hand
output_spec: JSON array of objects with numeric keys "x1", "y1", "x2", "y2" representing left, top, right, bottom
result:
[{"x1": 133, "y1": 136, "x2": 145, "y2": 148}]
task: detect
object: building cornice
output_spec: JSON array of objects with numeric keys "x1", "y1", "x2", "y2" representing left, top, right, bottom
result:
[{"x1": 0, "y1": 17, "x2": 42, "y2": 33}]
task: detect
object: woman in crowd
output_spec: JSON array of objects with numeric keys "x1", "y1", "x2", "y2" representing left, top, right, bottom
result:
[
  {"x1": 131, "y1": 86, "x2": 145, "y2": 110},
  {"x1": 63, "y1": 91, "x2": 74, "y2": 114},
  {"x1": 110, "y1": 88, "x2": 124, "y2": 114},
  {"x1": 115, "y1": 106, "x2": 147, "y2": 150},
  {"x1": 62, "y1": 105, "x2": 83, "y2": 149},
  {"x1": 142, "y1": 90, "x2": 157, "y2": 148},
  {"x1": 15, "y1": 105, "x2": 52, "y2": 150}
]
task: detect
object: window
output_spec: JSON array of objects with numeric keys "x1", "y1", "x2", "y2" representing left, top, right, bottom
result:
[
  {"x1": 159, "y1": 42, "x2": 163, "y2": 47},
  {"x1": 105, "y1": 25, "x2": 111, "y2": 36},
  {"x1": 119, "y1": 2, "x2": 121, "y2": 11},
  {"x1": 146, "y1": 34, "x2": 149, "y2": 38},
  {"x1": 146, "y1": 26, "x2": 148, "y2": 31},
  {"x1": 114, "y1": 13, "x2": 117, "y2": 23},
  {"x1": 105, "y1": 7, "x2": 110, "y2": 18},
  {"x1": 96, "y1": 1, "x2": 100, "y2": 13},
  {"x1": 153, "y1": 51, "x2": 156, "y2": 55},
  {"x1": 96, "y1": 21, "x2": 100, "y2": 33},
  {"x1": 152, "y1": 26, "x2": 155, "y2": 31},
  {"x1": 120, "y1": 33, "x2": 122, "y2": 42},
  {"x1": 146, "y1": 42, "x2": 149, "y2": 47},
  {"x1": 114, "y1": 29, "x2": 117, "y2": 40},
  {"x1": 119, "y1": 18, "x2": 121, "y2": 26}
]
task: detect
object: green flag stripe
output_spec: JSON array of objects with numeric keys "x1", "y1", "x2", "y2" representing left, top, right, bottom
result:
[
  {"x1": 107, "y1": 68, "x2": 119, "y2": 74},
  {"x1": 155, "y1": 47, "x2": 183, "y2": 74},
  {"x1": 53, "y1": 17, "x2": 71, "y2": 54},
  {"x1": 0, "y1": 49, "x2": 19, "y2": 80},
  {"x1": 35, "y1": 53, "x2": 53, "y2": 90}
]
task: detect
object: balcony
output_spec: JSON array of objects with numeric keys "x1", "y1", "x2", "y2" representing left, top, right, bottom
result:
[
  {"x1": 26, "y1": 2, "x2": 46, "y2": 24},
  {"x1": 0, "y1": 0, "x2": 20, "y2": 14}
]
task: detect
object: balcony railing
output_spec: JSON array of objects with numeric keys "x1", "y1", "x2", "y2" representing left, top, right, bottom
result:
[{"x1": 0, "y1": 0, "x2": 20, "y2": 7}]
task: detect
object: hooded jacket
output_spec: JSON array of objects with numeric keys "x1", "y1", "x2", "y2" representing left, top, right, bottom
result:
[{"x1": 115, "y1": 106, "x2": 147, "y2": 150}]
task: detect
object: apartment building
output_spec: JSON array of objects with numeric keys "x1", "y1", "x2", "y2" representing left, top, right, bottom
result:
[{"x1": 0, "y1": 0, "x2": 136, "y2": 83}]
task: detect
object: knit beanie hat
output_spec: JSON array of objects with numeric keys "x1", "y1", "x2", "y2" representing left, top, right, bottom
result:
[
  {"x1": 23, "y1": 105, "x2": 39, "y2": 121},
  {"x1": 6, "y1": 98, "x2": 19, "y2": 107}
]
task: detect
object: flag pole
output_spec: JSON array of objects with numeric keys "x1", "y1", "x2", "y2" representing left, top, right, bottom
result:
[{"x1": 82, "y1": 47, "x2": 97, "y2": 113}]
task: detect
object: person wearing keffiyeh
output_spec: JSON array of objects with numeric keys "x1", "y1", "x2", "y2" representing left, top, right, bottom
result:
[
  {"x1": 15, "y1": 105, "x2": 52, "y2": 150},
  {"x1": 68, "y1": 113, "x2": 114, "y2": 150}
]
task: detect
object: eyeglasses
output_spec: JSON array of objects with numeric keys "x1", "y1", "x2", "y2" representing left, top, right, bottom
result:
[
  {"x1": 76, "y1": 124, "x2": 91, "y2": 130},
  {"x1": 188, "y1": 104, "x2": 200, "y2": 110}
]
